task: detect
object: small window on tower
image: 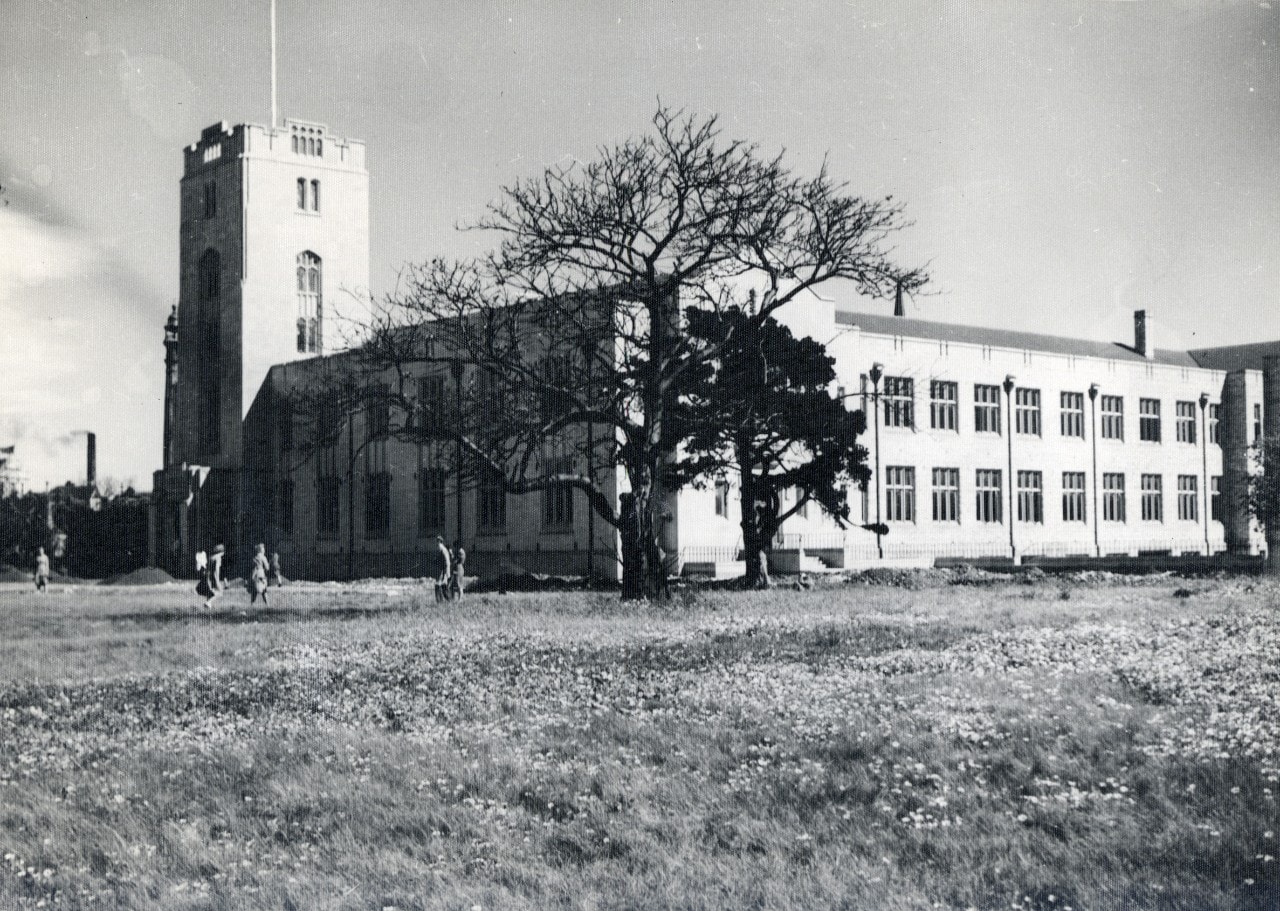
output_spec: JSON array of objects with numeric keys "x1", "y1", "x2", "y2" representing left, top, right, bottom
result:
[
  {"x1": 310, "y1": 180, "x2": 320, "y2": 212},
  {"x1": 297, "y1": 178, "x2": 306, "y2": 210},
  {"x1": 203, "y1": 182, "x2": 216, "y2": 218}
]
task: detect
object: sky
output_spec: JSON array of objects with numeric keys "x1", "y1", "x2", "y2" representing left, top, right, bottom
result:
[{"x1": 2, "y1": 0, "x2": 1277, "y2": 491}]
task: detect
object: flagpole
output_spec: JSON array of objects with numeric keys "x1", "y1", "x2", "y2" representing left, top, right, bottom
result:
[{"x1": 270, "y1": 0, "x2": 278, "y2": 128}]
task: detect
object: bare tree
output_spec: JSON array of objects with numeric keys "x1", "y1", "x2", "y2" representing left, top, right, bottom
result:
[{"x1": 303, "y1": 106, "x2": 923, "y2": 598}]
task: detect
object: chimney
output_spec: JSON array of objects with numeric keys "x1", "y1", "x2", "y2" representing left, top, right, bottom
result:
[
  {"x1": 893, "y1": 279, "x2": 905, "y2": 317},
  {"x1": 86, "y1": 432, "x2": 96, "y2": 487},
  {"x1": 1134, "y1": 310, "x2": 1154, "y2": 359}
]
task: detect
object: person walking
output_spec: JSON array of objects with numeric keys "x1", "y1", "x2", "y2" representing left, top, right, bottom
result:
[
  {"x1": 248, "y1": 543, "x2": 270, "y2": 606},
  {"x1": 449, "y1": 539, "x2": 467, "y2": 602},
  {"x1": 434, "y1": 536, "x2": 452, "y2": 603},
  {"x1": 200, "y1": 543, "x2": 225, "y2": 609},
  {"x1": 34, "y1": 546, "x2": 50, "y2": 593},
  {"x1": 268, "y1": 552, "x2": 285, "y2": 587}
]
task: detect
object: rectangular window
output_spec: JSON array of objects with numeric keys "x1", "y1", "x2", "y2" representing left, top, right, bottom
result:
[
  {"x1": 477, "y1": 468, "x2": 507, "y2": 533},
  {"x1": 310, "y1": 179, "x2": 320, "y2": 212},
  {"x1": 1062, "y1": 471, "x2": 1086, "y2": 522},
  {"x1": 931, "y1": 468, "x2": 960, "y2": 522},
  {"x1": 974, "y1": 384, "x2": 1001, "y2": 434},
  {"x1": 363, "y1": 471, "x2": 391, "y2": 539},
  {"x1": 1060, "y1": 392, "x2": 1085, "y2": 438},
  {"x1": 1177, "y1": 475, "x2": 1199, "y2": 522},
  {"x1": 882, "y1": 377, "x2": 914, "y2": 428},
  {"x1": 277, "y1": 478, "x2": 294, "y2": 535},
  {"x1": 542, "y1": 454, "x2": 575, "y2": 530},
  {"x1": 1101, "y1": 396, "x2": 1124, "y2": 440},
  {"x1": 417, "y1": 457, "x2": 446, "y2": 534},
  {"x1": 1140, "y1": 474, "x2": 1163, "y2": 522},
  {"x1": 1103, "y1": 473, "x2": 1126, "y2": 522},
  {"x1": 203, "y1": 182, "x2": 216, "y2": 218},
  {"x1": 316, "y1": 445, "x2": 340, "y2": 539},
  {"x1": 1255, "y1": 403, "x2": 1263, "y2": 442},
  {"x1": 1015, "y1": 388, "x2": 1041, "y2": 436},
  {"x1": 1209, "y1": 404, "x2": 1221, "y2": 444},
  {"x1": 1016, "y1": 470, "x2": 1043, "y2": 523},
  {"x1": 297, "y1": 177, "x2": 307, "y2": 210},
  {"x1": 975, "y1": 469, "x2": 1003, "y2": 523},
  {"x1": 1139, "y1": 398, "x2": 1162, "y2": 442},
  {"x1": 714, "y1": 479, "x2": 731, "y2": 518},
  {"x1": 1211, "y1": 475, "x2": 1222, "y2": 522},
  {"x1": 885, "y1": 466, "x2": 916, "y2": 522},
  {"x1": 930, "y1": 381, "x2": 958, "y2": 431},
  {"x1": 419, "y1": 373, "x2": 447, "y2": 424},
  {"x1": 1176, "y1": 401, "x2": 1197, "y2": 444}
]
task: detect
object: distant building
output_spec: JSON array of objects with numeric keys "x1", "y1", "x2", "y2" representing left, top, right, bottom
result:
[{"x1": 0, "y1": 445, "x2": 23, "y2": 497}]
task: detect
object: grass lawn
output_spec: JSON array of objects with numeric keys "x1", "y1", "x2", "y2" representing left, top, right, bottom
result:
[{"x1": 0, "y1": 575, "x2": 1277, "y2": 910}]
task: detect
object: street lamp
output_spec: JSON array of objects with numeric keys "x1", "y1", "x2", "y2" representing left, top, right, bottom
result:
[
  {"x1": 1088, "y1": 383, "x2": 1100, "y2": 558},
  {"x1": 1003, "y1": 375, "x2": 1017, "y2": 563},
  {"x1": 1199, "y1": 392, "x2": 1211, "y2": 556},
  {"x1": 869, "y1": 362, "x2": 884, "y2": 560}
]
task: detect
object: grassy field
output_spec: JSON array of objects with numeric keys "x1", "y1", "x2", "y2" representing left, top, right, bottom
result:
[{"x1": 0, "y1": 575, "x2": 1277, "y2": 910}]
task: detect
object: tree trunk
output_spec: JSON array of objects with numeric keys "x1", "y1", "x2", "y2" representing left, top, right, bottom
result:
[
  {"x1": 619, "y1": 476, "x2": 666, "y2": 601},
  {"x1": 739, "y1": 473, "x2": 771, "y2": 589},
  {"x1": 1267, "y1": 526, "x2": 1280, "y2": 576}
]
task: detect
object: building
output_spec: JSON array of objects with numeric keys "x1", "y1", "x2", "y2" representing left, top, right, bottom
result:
[
  {"x1": 154, "y1": 118, "x2": 1276, "y2": 581},
  {"x1": 151, "y1": 119, "x2": 369, "y2": 576}
]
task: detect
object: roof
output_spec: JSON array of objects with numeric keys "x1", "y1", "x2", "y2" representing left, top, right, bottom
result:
[
  {"x1": 834, "y1": 310, "x2": 1202, "y2": 368},
  {"x1": 1187, "y1": 342, "x2": 1280, "y2": 372}
]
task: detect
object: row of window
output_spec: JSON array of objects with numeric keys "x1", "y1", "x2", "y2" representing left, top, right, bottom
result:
[
  {"x1": 878, "y1": 378, "x2": 1221, "y2": 444},
  {"x1": 881, "y1": 467, "x2": 1219, "y2": 525},
  {"x1": 297, "y1": 178, "x2": 320, "y2": 212},
  {"x1": 296, "y1": 462, "x2": 573, "y2": 539}
]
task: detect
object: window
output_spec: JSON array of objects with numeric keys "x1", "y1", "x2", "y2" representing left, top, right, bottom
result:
[
  {"x1": 310, "y1": 179, "x2": 320, "y2": 212},
  {"x1": 1101, "y1": 396, "x2": 1124, "y2": 440},
  {"x1": 1140, "y1": 474, "x2": 1163, "y2": 522},
  {"x1": 975, "y1": 470, "x2": 1003, "y2": 523},
  {"x1": 1139, "y1": 398, "x2": 1161, "y2": 442},
  {"x1": 541, "y1": 356, "x2": 573, "y2": 422},
  {"x1": 1176, "y1": 401, "x2": 1197, "y2": 444},
  {"x1": 930, "y1": 381, "x2": 958, "y2": 431},
  {"x1": 297, "y1": 178, "x2": 307, "y2": 210},
  {"x1": 296, "y1": 251, "x2": 322, "y2": 353},
  {"x1": 885, "y1": 466, "x2": 915, "y2": 522},
  {"x1": 714, "y1": 479, "x2": 731, "y2": 518},
  {"x1": 1060, "y1": 392, "x2": 1085, "y2": 438},
  {"x1": 1209, "y1": 404, "x2": 1221, "y2": 444},
  {"x1": 417, "y1": 457, "x2": 446, "y2": 535},
  {"x1": 1211, "y1": 476, "x2": 1222, "y2": 522},
  {"x1": 1178, "y1": 475, "x2": 1199, "y2": 522},
  {"x1": 278, "y1": 478, "x2": 294, "y2": 535},
  {"x1": 419, "y1": 373, "x2": 447, "y2": 425},
  {"x1": 292, "y1": 125, "x2": 323, "y2": 157},
  {"x1": 1062, "y1": 472, "x2": 1086, "y2": 522},
  {"x1": 316, "y1": 445, "x2": 340, "y2": 539},
  {"x1": 198, "y1": 249, "x2": 222, "y2": 455},
  {"x1": 363, "y1": 387, "x2": 390, "y2": 539},
  {"x1": 932, "y1": 468, "x2": 959, "y2": 522},
  {"x1": 1255, "y1": 403, "x2": 1263, "y2": 442},
  {"x1": 1016, "y1": 471, "x2": 1043, "y2": 523},
  {"x1": 974, "y1": 384, "x2": 1001, "y2": 434},
  {"x1": 542, "y1": 454, "x2": 575, "y2": 529},
  {"x1": 882, "y1": 377, "x2": 914, "y2": 428},
  {"x1": 203, "y1": 182, "x2": 216, "y2": 218},
  {"x1": 1015, "y1": 388, "x2": 1041, "y2": 436},
  {"x1": 477, "y1": 468, "x2": 507, "y2": 533},
  {"x1": 1103, "y1": 473, "x2": 1126, "y2": 522},
  {"x1": 363, "y1": 471, "x2": 391, "y2": 539}
]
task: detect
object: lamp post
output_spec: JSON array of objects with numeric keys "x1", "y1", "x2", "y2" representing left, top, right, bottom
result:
[
  {"x1": 869, "y1": 362, "x2": 884, "y2": 560},
  {"x1": 450, "y1": 359, "x2": 464, "y2": 548},
  {"x1": 1089, "y1": 383, "x2": 1100, "y2": 558},
  {"x1": 1003, "y1": 374, "x2": 1017, "y2": 564},
  {"x1": 1199, "y1": 392, "x2": 1211, "y2": 556}
]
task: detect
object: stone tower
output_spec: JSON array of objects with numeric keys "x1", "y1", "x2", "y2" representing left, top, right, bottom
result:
[{"x1": 153, "y1": 118, "x2": 369, "y2": 572}]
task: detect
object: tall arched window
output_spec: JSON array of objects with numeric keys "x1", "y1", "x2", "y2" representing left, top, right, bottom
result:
[
  {"x1": 296, "y1": 251, "x2": 322, "y2": 354},
  {"x1": 198, "y1": 249, "x2": 222, "y2": 453}
]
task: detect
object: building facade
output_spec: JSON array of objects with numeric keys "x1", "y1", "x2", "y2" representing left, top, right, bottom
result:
[{"x1": 152, "y1": 119, "x2": 369, "y2": 576}]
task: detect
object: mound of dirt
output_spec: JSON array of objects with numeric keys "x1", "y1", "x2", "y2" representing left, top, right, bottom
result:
[{"x1": 100, "y1": 566, "x2": 178, "y2": 586}]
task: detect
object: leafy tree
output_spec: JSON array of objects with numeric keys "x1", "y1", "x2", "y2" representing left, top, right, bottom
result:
[
  {"x1": 311, "y1": 106, "x2": 923, "y2": 598},
  {"x1": 675, "y1": 305, "x2": 869, "y2": 587},
  {"x1": 1246, "y1": 432, "x2": 1280, "y2": 574}
]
